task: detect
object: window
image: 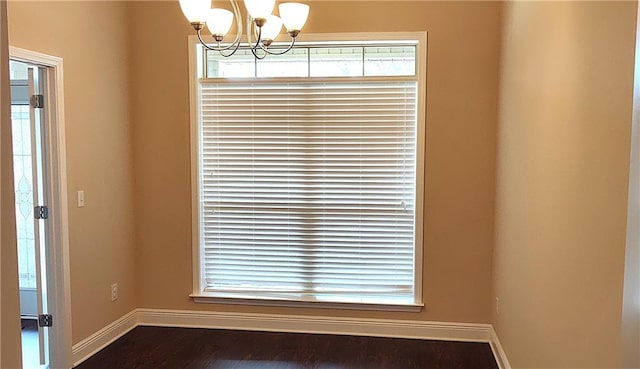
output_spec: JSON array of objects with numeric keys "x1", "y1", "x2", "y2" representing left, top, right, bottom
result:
[
  {"x1": 10, "y1": 61, "x2": 38, "y2": 290},
  {"x1": 190, "y1": 33, "x2": 426, "y2": 309}
]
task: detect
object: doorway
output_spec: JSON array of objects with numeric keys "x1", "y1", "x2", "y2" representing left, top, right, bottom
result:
[
  {"x1": 10, "y1": 58, "x2": 49, "y2": 369},
  {"x1": 9, "y1": 47, "x2": 72, "y2": 369}
]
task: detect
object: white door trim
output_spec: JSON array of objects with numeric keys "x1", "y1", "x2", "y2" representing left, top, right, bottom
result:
[{"x1": 9, "y1": 46, "x2": 72, "y2": 369}]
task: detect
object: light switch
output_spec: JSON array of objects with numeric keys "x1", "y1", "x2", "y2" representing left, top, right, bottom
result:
[{"x1": 77, "y1": 190, "x2": 85, "y2": 208}]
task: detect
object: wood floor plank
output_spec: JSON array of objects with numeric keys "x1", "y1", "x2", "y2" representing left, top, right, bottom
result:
[{"x1": 75, "y1": 327, "x2": 499, "y2": 369}]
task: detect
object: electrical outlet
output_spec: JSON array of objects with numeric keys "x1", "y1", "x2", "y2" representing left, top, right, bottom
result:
[
  {"x1": 111, "y1": 283, "x2": 118, "y2": 302},
  {"x1": 496, "y1": 297, "x2": 500, "y2": 315}
]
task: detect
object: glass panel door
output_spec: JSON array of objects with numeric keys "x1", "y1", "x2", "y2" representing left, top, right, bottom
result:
[{"x1": 11, "y1": 59, "x2": 50, "y2": 369}]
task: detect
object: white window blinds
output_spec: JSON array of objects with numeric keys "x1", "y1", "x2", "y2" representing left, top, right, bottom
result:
[{"x1": 198, "y1": 79, "x2": 418, "y2": 305}]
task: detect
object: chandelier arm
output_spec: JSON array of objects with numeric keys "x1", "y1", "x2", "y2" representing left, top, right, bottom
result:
[
  {"x1": 196, "y1": 29, "x2": 226, "y2": 51},
  {"x1": 196, "y1": 28, "x2": 243, "y2": 55},
  {"x1": 259, "y1": 36, "x2": 297, "y2": 56},
  {"x1": 246, "y1": 13, "x2": 253, "y2": 47},
  {"x1": 250, "y1": 46, "x2": 268, "y2": 60},
  {"x1": 249, "y1": 26, "x2": 265, "y2": 54},
  {"x1": 228, "y1": 0, "x2": 243, "y2": 47},
  {"x1": 194, "y1": 0, "x2": 244, "y2": 53},
  {"x1": 248, "y1": 26, "x2": 267, "y2": 60},
  {"x1": 216, "y1": 0, "x2": 243, "y2": 53},
  {"x1": 218, "y1": 39, "x2": 243, "y2": 58}
]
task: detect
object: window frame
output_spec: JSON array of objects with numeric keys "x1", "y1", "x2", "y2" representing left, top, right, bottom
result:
[{"x1": 189, "y1": 32, "x2": 427, "y2": 312}]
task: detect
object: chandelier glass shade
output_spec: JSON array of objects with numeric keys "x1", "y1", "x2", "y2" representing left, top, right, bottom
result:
[{"x1": 179, "y1": 0, "x2": 310, "y2": 59}]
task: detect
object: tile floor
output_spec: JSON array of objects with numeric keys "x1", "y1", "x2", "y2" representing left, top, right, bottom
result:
[{"x1": 21, "y1": 319, "x2": 41, "y2": 369}]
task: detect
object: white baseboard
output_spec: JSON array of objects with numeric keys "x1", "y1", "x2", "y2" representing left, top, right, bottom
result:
[
  {"x1": 136, "y1": 308, "x2": 492, "y2": 342},
  {"x1": 72, "y1": 308, "x2": 511, "y2": 369},
  {"x1": 71, "y1": 310, "x2": 137, "y2": 367},
  {"x1": 489, "y1": 326, "x2": 512, "y2": 369}
]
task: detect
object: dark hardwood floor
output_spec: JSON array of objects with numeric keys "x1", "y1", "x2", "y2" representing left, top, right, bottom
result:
[{"x1": 75, "y1": 326, "x2": 498, "y2": 369}]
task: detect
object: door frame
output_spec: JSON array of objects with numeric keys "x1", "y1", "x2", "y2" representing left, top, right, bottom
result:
[{"x1": 9, "y1": 46, "x2": 72, "y2": 369}]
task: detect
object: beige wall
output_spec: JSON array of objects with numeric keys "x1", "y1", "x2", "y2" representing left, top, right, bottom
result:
[
  {"x1": 1, "y1": 0, "x2": 23, "y2": 367},
  {"x1": 7, "y1": 1, "x2": 137, "y2": 345},
  {"x1": 130, "y1": 0, "x2": 502, "y2": 323},
  {"x1": 493, "y1": 1, "x2": 637, "y2": 368}
]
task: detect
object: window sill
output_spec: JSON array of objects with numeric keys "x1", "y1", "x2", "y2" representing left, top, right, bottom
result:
[{"x1": 190, "y1": 294, "x2": 424, "y2": 313}]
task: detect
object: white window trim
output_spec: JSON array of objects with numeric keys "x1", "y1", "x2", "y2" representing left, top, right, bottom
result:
[{"x1": 189, "y1": 32, "x2": 427, "y2": 311}]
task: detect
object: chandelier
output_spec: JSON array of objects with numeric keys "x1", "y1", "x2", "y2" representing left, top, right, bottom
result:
[{"x1": 179, "y1": 0, "x2": 310, "y2": 59}]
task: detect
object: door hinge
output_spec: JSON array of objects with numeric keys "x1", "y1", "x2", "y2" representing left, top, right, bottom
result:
[
  {"x1": 30, "y1": 94, "x2": 44, "y2": 109},
  {"x1": 34, "y1": 206, "x2": 49, "y2": 220},
  {"x1": 38, "y1": 314, "x2": 53, "y2": 328}
]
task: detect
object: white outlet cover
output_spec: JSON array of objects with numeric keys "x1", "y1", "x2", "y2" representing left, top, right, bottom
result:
[
  {"x1": 77, "y1": 190, "x2": 85, "y2": 208},
  {"x1": 111, "y1": 283, "x2": 118, "y2": 301}
]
